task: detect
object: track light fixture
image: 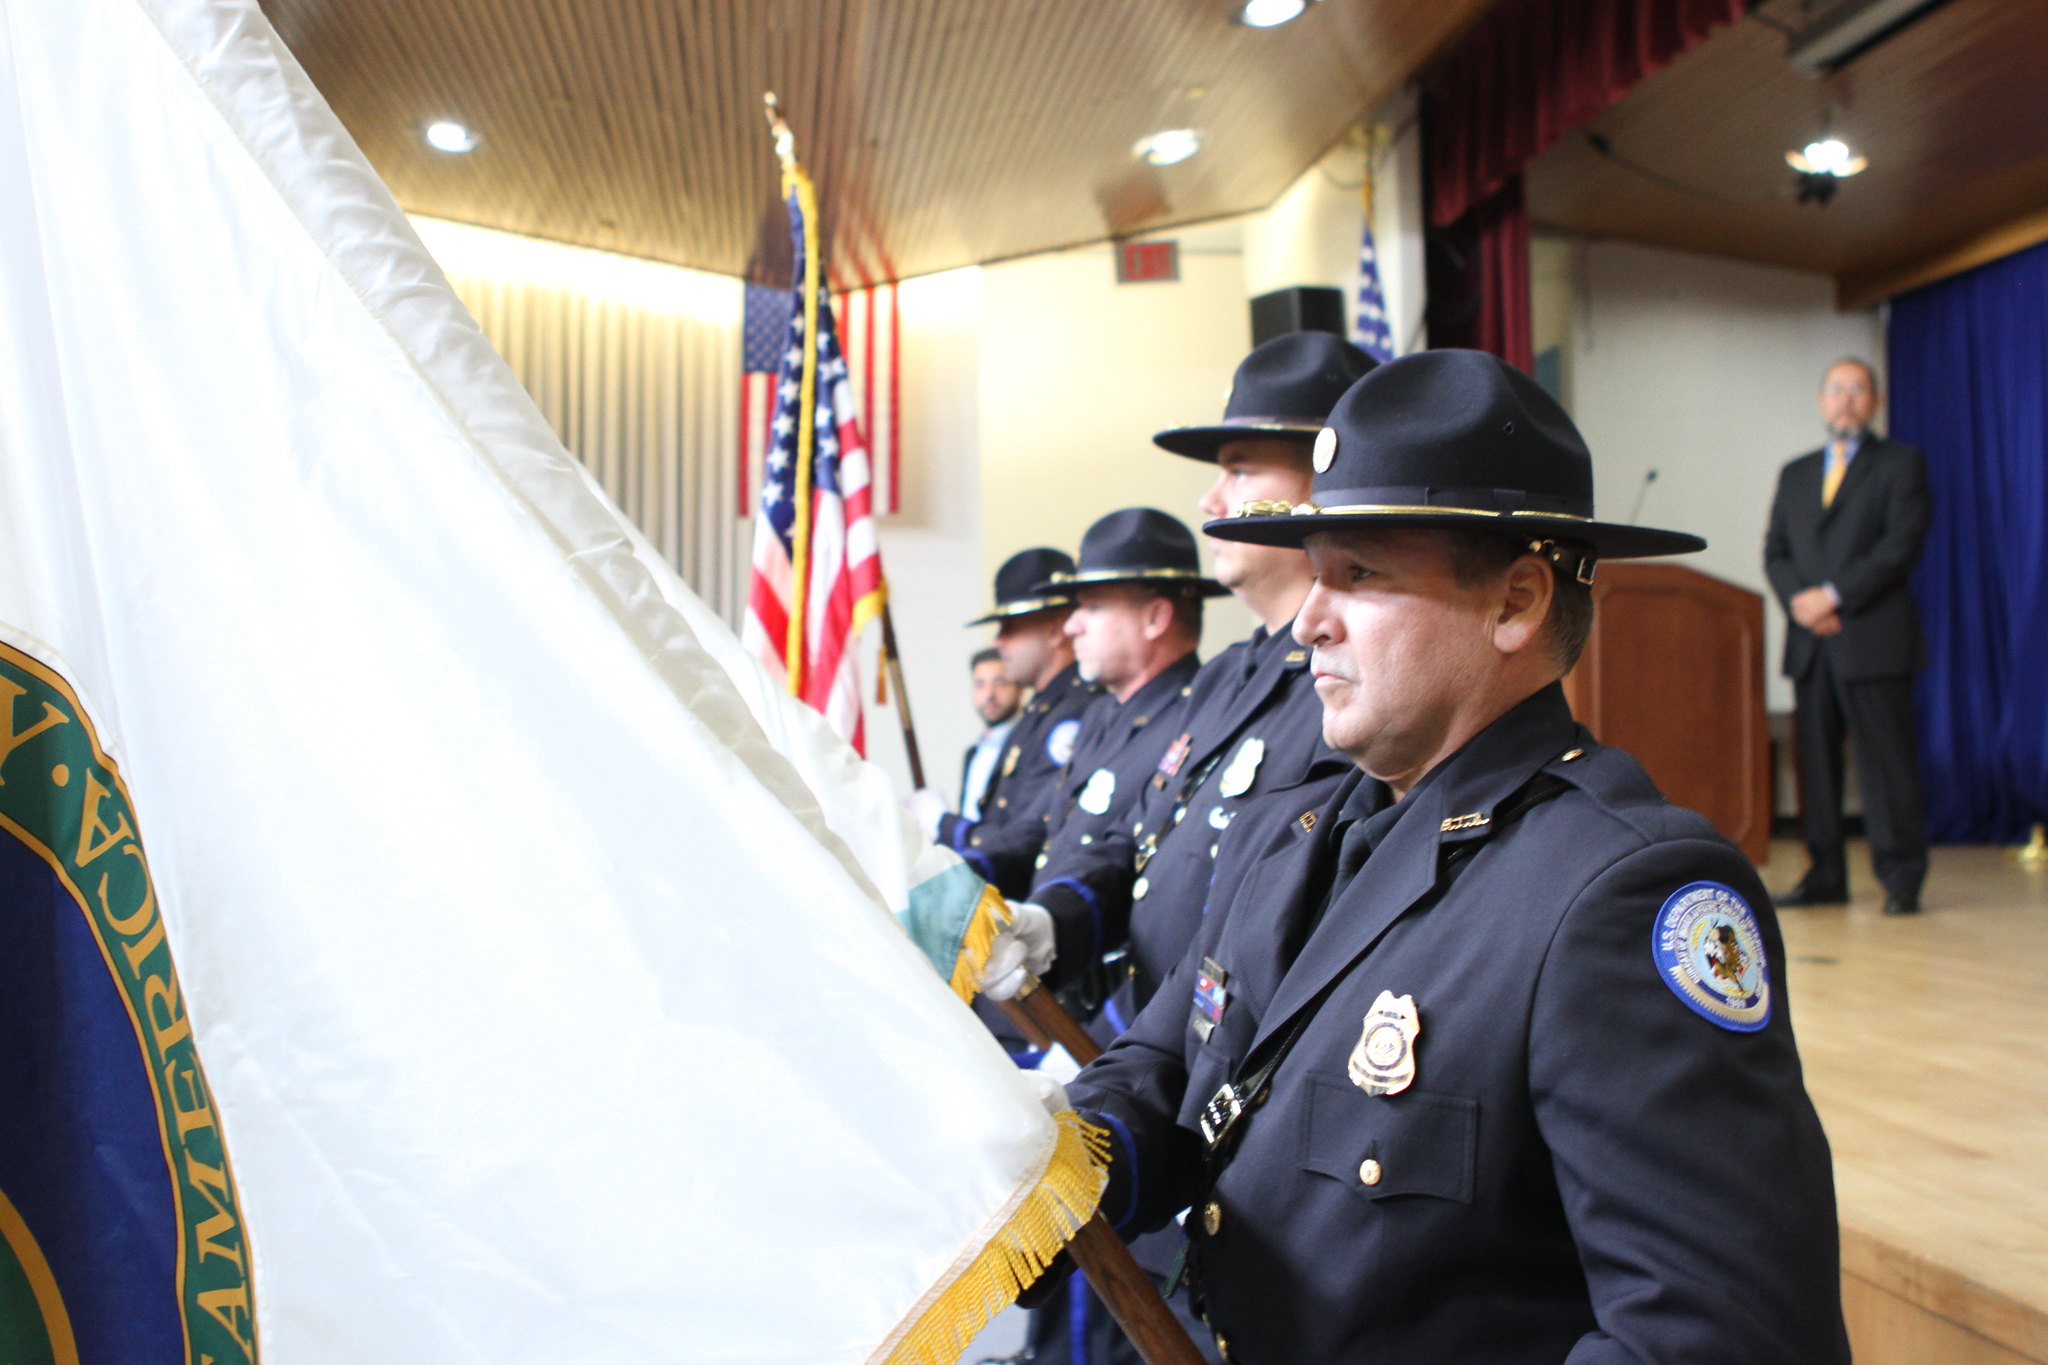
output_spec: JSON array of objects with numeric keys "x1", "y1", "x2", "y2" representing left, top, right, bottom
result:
[{"x1": 1785, "y1": 138, "x2": 1867, "y2": 206}]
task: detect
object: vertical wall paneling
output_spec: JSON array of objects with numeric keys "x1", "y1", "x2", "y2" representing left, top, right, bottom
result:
[{"x1": 415, "y1": 216, "x2": 748, "y2": 628}]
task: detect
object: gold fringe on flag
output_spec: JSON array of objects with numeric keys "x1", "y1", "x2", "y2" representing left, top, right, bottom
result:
[
  {"x1": 875, "y1": 1110, "x2": 1112, "y2": 1365},
  {"x1": 946, "y1": 882, "x2": 1011, "y2": 1004}
]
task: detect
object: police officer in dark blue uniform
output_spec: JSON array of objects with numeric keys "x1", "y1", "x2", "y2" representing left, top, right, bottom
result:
[
  {"x1": 981, "y1": 510, "x2": 1217, "y2": 1365},
  {"x1": 911, "y1": 549, "x2": 1097, "y2": 899},
  {"x1": 992, "y1": 510, "x2": 1223, "y2": 1001},
  {"x1": 988, "y1": 333, "x2": 1375, "y2": 1036},
  {"x1": 1059, "y1": 350, "x2": 1849, "y2": 1364},
  {"x1": 982, "y1": 334, "x2": 1373, "y2": 1365}
]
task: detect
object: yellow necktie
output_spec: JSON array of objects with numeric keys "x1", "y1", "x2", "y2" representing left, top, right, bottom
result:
[{"x1": 1821, "y1": 439, "x2": 1847, "y2": 507}]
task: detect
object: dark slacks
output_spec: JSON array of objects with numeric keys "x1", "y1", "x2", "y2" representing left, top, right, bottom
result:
[{"x1": 1793, "y1": 646, "x2": 1927, "y2": 901}]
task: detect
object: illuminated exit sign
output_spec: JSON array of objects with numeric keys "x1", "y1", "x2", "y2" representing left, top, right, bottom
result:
[{"x1": 1115, "y1": 239, "x2": 1180, "y2": 284}]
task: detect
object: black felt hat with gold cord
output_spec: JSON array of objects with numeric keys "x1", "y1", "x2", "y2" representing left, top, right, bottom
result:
[
  {"x1": 1204, "y1": 349, "x2": 1705, "y2": 571},
  {"x1": 1152, "y1": 330, "x2": 1378, "y2": 462},
  {"x1": 966, "y1": 547, "x2": 1078, "y2": 626},
  {"x1": 1034, "y1": 508, "x2": 1230, "y2": 598}
]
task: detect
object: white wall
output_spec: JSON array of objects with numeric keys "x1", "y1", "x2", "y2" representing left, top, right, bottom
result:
[
  {"x1": 975, "y1": 221, "x2": 1262, "y2": 664},
  {"x1": 1243, "y1": 137, "x2": 1363, "y2": 299},
  {"x1": 872, "y1": 108, "x2": 1434, "y2": 793},
  {"x1": 1239, "y1": 91, "x2": 1427, "y2": 361},
  {"x1": 859, "y1": 269, "x2": 988, "y2": 795},
  {"x1": 1548, "y1": 238, "x2": 1885, "y2": 709}
]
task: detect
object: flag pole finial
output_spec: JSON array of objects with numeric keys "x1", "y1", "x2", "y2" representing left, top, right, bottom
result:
[{"x1": 763, "y1": 93, "x2": 796, "y2": 169}]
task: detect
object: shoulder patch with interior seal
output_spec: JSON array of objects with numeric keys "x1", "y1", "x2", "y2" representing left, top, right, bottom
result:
[
  {"x1": 1046, "y1": 717, "x2": 1081, "y2": 767},
  {"x1": 1653, "y1": 881, "x2": 1771, "y2": 1033}
]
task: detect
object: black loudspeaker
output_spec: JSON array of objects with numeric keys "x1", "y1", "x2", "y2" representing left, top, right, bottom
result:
[{"x1": 1249, "y1": 286, "x2": 1347, "y2": 347}]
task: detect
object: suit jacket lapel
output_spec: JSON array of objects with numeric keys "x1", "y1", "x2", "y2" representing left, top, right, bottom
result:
[
  {"x1": 1837, "y1": 435, "x2": 1886, "y2": 512},
  {"x1": 1251, "y1": 775, "x2": 1447, "y2": 1053},
  {"x1": 1186, "y1": 633, "x2": 1295, "y2": 775},
  {"x1": 1216, "y1": 778, "x2": 1355, "y2": 1024},
  {"x1": 1247, "y1": 685, "x2": 1581, "y2": 1053},
  {"x1": 1820, "y1": 435, "x2": 1883, "y2": 523}
]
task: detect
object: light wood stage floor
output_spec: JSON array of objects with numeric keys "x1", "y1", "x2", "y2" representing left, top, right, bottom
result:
[{"x1": 1762, "y1": 838, "x2": 2048, "y2": 1364}]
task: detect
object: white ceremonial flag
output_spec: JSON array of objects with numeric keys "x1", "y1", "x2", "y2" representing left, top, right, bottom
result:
[{"x1": 0, "y1": 3, "x2": 1101, "y2": 1364}]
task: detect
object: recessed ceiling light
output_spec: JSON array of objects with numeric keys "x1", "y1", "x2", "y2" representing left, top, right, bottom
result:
[
  {"x1": 425, "y1": 121, "x2": 480, "y2": 154},
  {"x1": 1236, "y1": 0, "x2": 1310, "y2": 26},
  {"x1": 1785, "y1": 138, "x2": 1866, "y2": 177},
  {"x1": 1134, "y1": 129, "x2": 1202, "y2": 167}
]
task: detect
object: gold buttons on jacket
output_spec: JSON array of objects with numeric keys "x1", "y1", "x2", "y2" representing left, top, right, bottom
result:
[
  {"x1": 1133, "y1": 876, "x2": 1150, "y2": 899},
  {"x1": 1359, "y1": 1158, "x2": 1383, "y2": 1186},
  {"x1": 1202, "y1": 1200, "x2": 1222, "y2": 1235}
]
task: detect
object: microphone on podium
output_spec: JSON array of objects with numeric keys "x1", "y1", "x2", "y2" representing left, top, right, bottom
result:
[{"x1": 1627, "y1": 467, "x2": 1659, "y2": 525}]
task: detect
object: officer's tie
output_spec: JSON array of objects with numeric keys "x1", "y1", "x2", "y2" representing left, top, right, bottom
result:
[
  {"x1": 1291, "y1": 781, "x2": 1395, "y2": 956},
  {"x1": 1333, "y1": 812, "x2": 1378, "y2": 886},
  {"x1": 1821, "y1": 438, "x2": 1848, "y2": 507}
]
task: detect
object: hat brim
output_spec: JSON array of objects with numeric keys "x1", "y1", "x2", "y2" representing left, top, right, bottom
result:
[
  {"x1": 963, "y1": 595, "x2": 1075, "y2": 628},
  {"x1": 1151, "y1": 419, "x2": 1324, "y2": 462},
  {"x1": 1203, "y1": 505, "x2": 1705, "y2": 559},
  {"x1": 1033, "y1": 569, "x2": 1232, "y2": 599}
]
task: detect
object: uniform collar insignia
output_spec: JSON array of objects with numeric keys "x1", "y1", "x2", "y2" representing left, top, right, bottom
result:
[{"x1": 1420, "y1": 684, "x2": 1580, "y2": 841}]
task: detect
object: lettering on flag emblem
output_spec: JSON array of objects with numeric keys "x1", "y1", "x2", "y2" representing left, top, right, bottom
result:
[
  {"x1": 0, "y1": 640, "x2": 258, "y2": 1363},
  {"x1": 1654, "y1": 881, "x2": 1772, "y2": 1032}
]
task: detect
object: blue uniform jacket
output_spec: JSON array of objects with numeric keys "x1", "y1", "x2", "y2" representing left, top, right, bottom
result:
[
  {"x1": 1030, "y1": 650, "x2": 1203, "y2": 979},
  {"x1": 1033, "y1": 624, "x2": 1349, "y2": 1024},
  {"x1": 937, "y1": 662, "x2": 1097, "y2": 898},
  {"x1": 1069, "y1": 684, "x2": 1848, "y2": 1365}
]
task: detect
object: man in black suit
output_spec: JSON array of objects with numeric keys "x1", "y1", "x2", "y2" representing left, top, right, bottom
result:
[{"x1": 1765, "y1": 358, "x2": 1931, "y2": 915}]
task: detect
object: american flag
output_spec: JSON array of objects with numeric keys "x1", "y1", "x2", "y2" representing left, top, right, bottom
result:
[
  {"x1": 836, "y1": 282, "x2": 901, "y2": 514},
  {"x1": 741, "y1": 169, "x2": 886, "y2": 752},
  {"x1": 1352, "y1": 218, "x2": 1395, "y2": 364},
  {"x1": 738, "y1": 284, "x2": 794, "y2": 517}
]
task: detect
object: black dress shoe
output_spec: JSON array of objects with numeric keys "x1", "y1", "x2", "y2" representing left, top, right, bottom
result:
[
  {"x1": 1882, "y1": 896, "x2": 1921, "y2": 916},
  {"x1": 1777, "y1": 880, "x2": 1849, "y2": 907}
]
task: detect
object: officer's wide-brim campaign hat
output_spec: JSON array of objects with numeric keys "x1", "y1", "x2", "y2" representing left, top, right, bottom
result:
[
  {"x1": 966, "y1": 547, "x2": 1079, "y2": 626},
  {"x1": 1153, "y1": 330, "x2": 1378, "y2": 462},
  {"x1": 1032, "y1": 507, "x2": 1230, "y2": 599},
  {"x1": 1204, "y1": 349, "x2": 1706, "y2": 565}
]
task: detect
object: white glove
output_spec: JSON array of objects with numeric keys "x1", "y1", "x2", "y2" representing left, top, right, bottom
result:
[
  {"x1": 978, "y1": 901, "x2": 1056, "y2": 1002},
  {"x1": 1022, "y1": 1068, "x2": 1070, "y2": 1118},
  {"x1": 904, "y1": 787, "x2": 948, "y2": 841},
  {"x1": 1035, "y1": 1043, "x2": 1082, "y2": 1088}
]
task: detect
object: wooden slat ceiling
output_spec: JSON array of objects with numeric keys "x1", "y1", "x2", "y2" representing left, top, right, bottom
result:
[
  {"x1": 260, "y1": 0, "x2": 1493, "y2": 286},
  {"x1": 1526, "y1": 0, "x2": 2048, "y2": 300}
]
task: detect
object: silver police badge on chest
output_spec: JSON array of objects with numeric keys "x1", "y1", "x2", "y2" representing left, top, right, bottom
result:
[
  {"x1": 1078, "y1": 767, "x2": 1116, "y2": 815},
  {"x1": 1218, "y1": 736, "x2": 1265, "y2": 797},
  {"x1": 1348, "y1": 990, "x2": 1420, "y2": 1096}
]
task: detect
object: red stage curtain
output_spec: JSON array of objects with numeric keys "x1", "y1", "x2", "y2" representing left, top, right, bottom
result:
[
  {"x1": 1422, "y1": 0, "x2": 1748, "y2": 369},
  {"x1": 1424, "y1": 176, "x2": 1535, "y2": 372},
  {"x1": 1427, "y1": 0, "x2": 1749, "y2": 228}
]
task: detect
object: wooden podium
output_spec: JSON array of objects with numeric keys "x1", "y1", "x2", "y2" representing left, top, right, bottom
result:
[{"x1": 1561, "y1": 563, "x2": 1771, "y2": 863}]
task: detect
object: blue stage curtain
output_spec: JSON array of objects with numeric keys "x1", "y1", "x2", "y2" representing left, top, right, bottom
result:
[{"x1": 1888, "y1": 241, "x2": 2048, "y2": 842}]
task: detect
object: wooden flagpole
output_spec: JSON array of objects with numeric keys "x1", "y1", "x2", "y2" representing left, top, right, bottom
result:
[
  {"x1": 877, "y1": 597, "x2": 926, "y2": 789},
  {"x1": 1009, "y1": 976, "x2": 1103, "y2": 1064}
]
